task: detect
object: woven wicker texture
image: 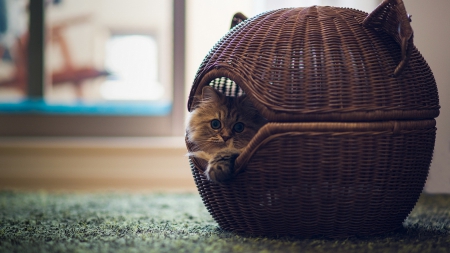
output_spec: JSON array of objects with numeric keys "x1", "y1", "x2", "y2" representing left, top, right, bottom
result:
[{"x1": 186, "y1": 0, "x2": 439, "y2": 238}]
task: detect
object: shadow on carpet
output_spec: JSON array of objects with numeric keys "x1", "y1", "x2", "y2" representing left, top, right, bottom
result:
[{"x1": 1, "y1": 191, "x2": 449, "y2": 253}]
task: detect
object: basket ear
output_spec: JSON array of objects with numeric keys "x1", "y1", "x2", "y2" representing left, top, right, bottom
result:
[
  {"x1": 230, "y1": 12, "x2": 248, "y2": 29},
  {"x1": 363, "y1": 0, "x2": 413, "y2": 77}
]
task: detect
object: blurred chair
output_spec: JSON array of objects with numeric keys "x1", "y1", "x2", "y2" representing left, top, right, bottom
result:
[{"x1": 0, "y1": 13, "x2": 109, "y2": 98}]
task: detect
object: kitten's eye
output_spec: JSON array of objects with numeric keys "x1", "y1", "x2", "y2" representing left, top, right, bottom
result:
[
  {"x1": 210, "y1": 119, "x2": 221, "y2": 129},
  {"x1": 233, "y1": 122, "x2": 245, "y2": 133}
]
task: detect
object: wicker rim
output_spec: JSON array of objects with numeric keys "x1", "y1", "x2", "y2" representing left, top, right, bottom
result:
[{"x1": 187, "y1": 119, "x2": 436, "y2": 175}]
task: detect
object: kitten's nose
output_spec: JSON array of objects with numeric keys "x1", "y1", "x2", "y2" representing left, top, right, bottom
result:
[{"x1": 221, "y1": 135, "x2": 231, "y2": 142}]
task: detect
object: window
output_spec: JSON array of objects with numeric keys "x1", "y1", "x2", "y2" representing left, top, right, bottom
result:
[
  {"x1": 103, "y1": 34, "x2": 162, "y2": 101},
  {"x1": 0, "y1": 0, "x2": 180, "y2": 136}
]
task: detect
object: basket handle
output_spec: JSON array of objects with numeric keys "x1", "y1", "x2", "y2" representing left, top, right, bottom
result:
[
  {"x1": 363, "y1": 0, "x2": 413, "y2": 77},
  {"x1": 230, "y1": 12, "x2": 247, "y2": 29}
]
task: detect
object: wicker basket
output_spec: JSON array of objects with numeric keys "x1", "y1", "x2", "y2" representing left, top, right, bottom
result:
[{"x1": 186, "y1": 0, "x2": 440, "y2": 238}]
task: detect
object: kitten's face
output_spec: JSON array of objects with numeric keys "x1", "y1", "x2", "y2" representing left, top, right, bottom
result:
[{"x1": 187, "y1": 86, "x2": 266, "y2": 153}]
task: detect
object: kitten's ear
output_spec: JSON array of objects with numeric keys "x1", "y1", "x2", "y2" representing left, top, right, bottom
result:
[{"x1": 202, "y1": 86, "x2": 222, "y2": 102}]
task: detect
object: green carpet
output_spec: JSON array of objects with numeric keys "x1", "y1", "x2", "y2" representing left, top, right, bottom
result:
[{"x1": 1, "y1": 191, "x2": 449, "y2": 253}]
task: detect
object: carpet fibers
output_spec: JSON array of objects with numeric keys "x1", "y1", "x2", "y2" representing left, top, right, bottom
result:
[{"x1": 1, "y1": 191, "x2": 449, "y2": 253}]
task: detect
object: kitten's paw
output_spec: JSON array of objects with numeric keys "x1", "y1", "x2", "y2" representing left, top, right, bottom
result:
[{"x1": 205, "y1": 150, "x2": 240, "y2": 183}]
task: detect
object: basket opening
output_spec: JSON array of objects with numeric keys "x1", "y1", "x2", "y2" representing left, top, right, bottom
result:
[
  {"x1": 187, "y1": 76, "x2": 268, "y2": 174},
  {"x1": 207, "y1": 76, "x2": 245, "y2": 97}
]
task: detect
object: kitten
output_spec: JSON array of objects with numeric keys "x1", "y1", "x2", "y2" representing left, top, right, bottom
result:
[{"x1": 187, "y1": 86, "x2": 266, "y2": 183}]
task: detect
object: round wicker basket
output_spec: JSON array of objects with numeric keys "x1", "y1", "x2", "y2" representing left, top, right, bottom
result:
[{"x1": 186, "y1": 0, "x2": 439, "y2": 238}]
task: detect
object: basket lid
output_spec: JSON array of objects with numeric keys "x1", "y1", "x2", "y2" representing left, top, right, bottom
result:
[{"x1": 188, "y1": 0, "x2": 440, "y2": 122}]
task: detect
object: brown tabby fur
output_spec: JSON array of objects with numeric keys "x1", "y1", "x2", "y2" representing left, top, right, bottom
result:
[{"x1": 186, "y1": 86, "x2": 266, "y2": 182}]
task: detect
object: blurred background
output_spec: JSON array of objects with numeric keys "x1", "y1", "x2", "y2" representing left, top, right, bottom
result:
[{"x1": 0, "y1": 0, "x2": 448, "y2": 192}]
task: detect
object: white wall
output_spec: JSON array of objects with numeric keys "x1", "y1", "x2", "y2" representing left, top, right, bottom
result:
[
  {"x1": 402, "y1": 0, "x2": 450, "y2": 193},
  {"x1": 259, "y1": 0, "x2": 378, "y2": 13},
  {"x1": 0, "y1": 137, "x2": 195, "y2": 192}
]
